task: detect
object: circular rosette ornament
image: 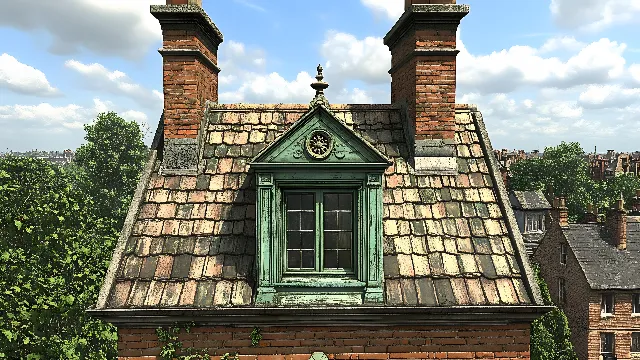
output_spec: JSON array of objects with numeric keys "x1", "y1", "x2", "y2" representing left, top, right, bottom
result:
[{"x1": 305, "y1": 130, "x2": 333, "y2": 160}]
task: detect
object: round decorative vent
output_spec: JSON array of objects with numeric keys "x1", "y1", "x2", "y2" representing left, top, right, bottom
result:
[{"x1": 305, "y1": 130, "x2": 333, "y2": 160}]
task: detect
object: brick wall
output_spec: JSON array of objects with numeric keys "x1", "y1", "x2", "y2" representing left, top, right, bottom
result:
[
  {"x1": 534, "y1": 222, "x2": 591, "y2": 360},
  {"x1": 117, "y1": 324, "x2": 531, "y2": 359},
  {"x1": 587, "y1": 292, "x2": 640, "y2": 360}
]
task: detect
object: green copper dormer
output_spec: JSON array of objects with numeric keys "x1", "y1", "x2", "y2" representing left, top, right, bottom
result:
[{"x1": 250, "y1": 98, "x2": 391, "y2": 306}]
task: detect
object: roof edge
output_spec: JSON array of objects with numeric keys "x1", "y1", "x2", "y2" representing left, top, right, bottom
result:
[
  {"x1": 205, "y1": 103, "x2": 478, "y2": 111},
  {"x1": 94, "y1": 150, "x2": 158, "y2": 309},
  {"x1": 87, "y1": 305, "x2": 553, "y2": 327},
  {"x1": 473, "y1": 109, "x2": 545, "y2": 306}
]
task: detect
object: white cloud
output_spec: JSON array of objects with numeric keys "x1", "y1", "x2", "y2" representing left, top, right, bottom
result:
[
  {"x1": 538, "y1": 36, "x2": 586, "y2": 53},
  {"x1": 458, "y1": 35, "x2": 628, "y2": 94},
  {"x1": 578, "y1": 85, "x2": 640, "y2": 109},
  {"x1": 321, "y1": 31, "x2": 391, "y2": 86},
  {"x1": 550, "y1": 0, "x2": 640, "y2": 31},
  {"x1": 65, "y1": 60, "x2": 162, "y2": 109},
  {"x1": 0, "y1": 0, "x2": 163, "y2": 60},
  {"x1": 220, "y1": 71, "x2": 315, "y2": 104},
  {"x1": 630, "y1": 64, "x2": 640, "y2": 84},
  {"x1": 0, "y1": 53, "x2": 59, "y2": 97},
  {"x1": 360, "y1": 0, "x2": 404, "y2": 20}
]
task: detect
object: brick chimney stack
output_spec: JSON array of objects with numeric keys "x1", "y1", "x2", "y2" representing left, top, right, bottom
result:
[
  {"x1": 551, "y1": 197, "x2": 569, "y2": 228},
  {"x1": 384, "y1": 0, "x2": 469, "y2": 174},
  {"x1": 151, "y1": 0, "x2": 223, "y2": 173},
  {"x1": 584, "y1": 203, "x2": 598, "y2": 223},
  {"x1": 606, "y1": 196, "x2": 627, "y2": 250}
]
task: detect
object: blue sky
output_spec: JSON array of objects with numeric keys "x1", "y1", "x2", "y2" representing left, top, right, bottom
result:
[{"x1": 1, "y1": 0, "x2": 639, "y2": 153}]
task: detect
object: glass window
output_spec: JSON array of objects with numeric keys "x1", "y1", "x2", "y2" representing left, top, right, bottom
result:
[
  {"x1": 633, "y1": 294, "x2": 640, "y2": 314},
  {"x1": 285, "y1": 191, "x2": 353, "y2": 272},
  {"x1": 558, "y1": 278, "x2": 566, "y2": 305},
  {"x1": 601, "y1": 333, "x2": 614, "y2": 355},
  {"x1": 632, "y1": 332, "x2": 640, "y2": 353},
  {"x1": 560, "y1": 243, "x2": 568, "y2": 265},
  {"x1": 601, "y1": 294, "x2": 614, "y2": 315}
]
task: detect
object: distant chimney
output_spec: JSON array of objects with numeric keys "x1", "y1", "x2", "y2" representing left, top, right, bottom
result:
[
  {"x1": 584, "y1": 203, "x2": 598, "y2": 223},
  {"x1": 151, "y1": 0, "x2": 223, "y2": 173},
  {"x1": 551, "y1": 197, "x2": 569, "y2": 228},
  {"x1": 384, "y1": 0, "x2": 469, "y2": 175},
  {"x1": 605, "y1": 197, "x2": 627, "y2": 250}
]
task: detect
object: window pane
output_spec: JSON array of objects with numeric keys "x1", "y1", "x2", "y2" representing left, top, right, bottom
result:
[
  {"x1": 323, "y1": 193, "x2": 353, "y2": 270},
  {"x1": 286, "y1": 193, "x2": 315, "y2": 270},
  {"x1": 632, "y1": 332, "x2": 640, "y2": 353},
  {"x1": 601, "y1": 333, "x2": 614, "y2": 353},
  {"x1": 633, "y1": 294, "x2": 640, "y2": 314}
]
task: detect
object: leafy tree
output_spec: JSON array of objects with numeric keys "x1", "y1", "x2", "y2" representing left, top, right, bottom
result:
[
  {"x1": 509, "y1": 142, "x2": 640, "y2": 220},
  {"x1": 75, "y1": 112, "x2": 148, "y2": 223},
  {"x1": 0, "y1": 112, "x2": 148, "y2": 359},
  {"x1": 509, "y1": 142, "x2": 593, "y2": 220},
  {"x1": 530, "y1": 264, "x2": 578, "y2": 360}
]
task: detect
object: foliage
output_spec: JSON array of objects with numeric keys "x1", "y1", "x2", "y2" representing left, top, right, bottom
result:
[
  {"x1": 250, "y1": 327, "x2": 262, "y2": 347},
  {"x1": 75, "y1": 112, "x2": 148, "y2": 223},
  {"x1": 530, "y1": 264, "x2": 578, "y2": 360},
  {"x1": 0, "y1": 112, "x2": 147, "y2": 359},
  {"x1": 509, "y1": 141, "x2": 640, "y2": 220},
  {"x1": 155, "y1": 324, "x2": 210, "y2": 360}
]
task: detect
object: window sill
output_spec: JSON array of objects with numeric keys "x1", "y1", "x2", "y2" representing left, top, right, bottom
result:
[
  {"x1": 601, "y1": 313, "x2": 615, "y2": 318},
  {"x1": 631, "y1": 313, "x2": 640, "y2": 317},
  {"x1": 275, "y1": 277, "x2": 366, "y2": 288}
]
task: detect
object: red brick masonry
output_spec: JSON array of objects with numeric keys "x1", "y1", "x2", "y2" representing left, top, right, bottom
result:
[{"x1": 118, "y1": 324, "x2": 531, "y2": 359}]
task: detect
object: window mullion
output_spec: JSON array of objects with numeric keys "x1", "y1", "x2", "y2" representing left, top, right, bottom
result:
[{"x1": 316, "y1": 189, "x2": 323, "y2": 273}]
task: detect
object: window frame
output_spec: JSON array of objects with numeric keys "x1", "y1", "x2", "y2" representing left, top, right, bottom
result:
[
  {"x1": 601, "y1": 293, "x2": 615, "y2": 316},
  {"x1": 254, "y1": 171, "x2": 385, "y2": 305},
  {"x1": 560, "y1": 243, "x2": 568, "y2": 265},
  {"x1": 558, "y1": 278, "x2": 566, "y2": 305},
  {"x1": 633, "y1": 294, "x2": 640, "y2": 315},
  {"x1": 632, "y1": 332, "x2": 640, "y2": 353},
  {"x1": 600, "y1": 332, "x2": 615, "y2": 355},
  {"x1": 282, "y1": 188, "x2": 357, "y2": 276}
]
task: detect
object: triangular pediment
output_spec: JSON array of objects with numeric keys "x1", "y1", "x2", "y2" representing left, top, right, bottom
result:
[{"x1": 250, "y1": 106, "x2": 390, "y2": 168}]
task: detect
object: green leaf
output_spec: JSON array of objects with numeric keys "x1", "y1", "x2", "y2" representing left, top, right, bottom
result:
[{"x1": 14, "y1": 220, "x2": 22, "y2": 230}]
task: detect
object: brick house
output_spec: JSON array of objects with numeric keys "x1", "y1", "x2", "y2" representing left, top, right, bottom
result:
[
  {"x1": 534, "y1": 198, "x2": 640, "y2": 360},
  {"x1": 88, "y1": 0, "x2": 550, "y2": 359},
  {"x1": 508, "y1": 190, "x2": 551, "y2": 256}
]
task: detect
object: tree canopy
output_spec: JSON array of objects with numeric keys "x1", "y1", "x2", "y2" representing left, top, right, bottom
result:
[
  {"x1": 509, "y1": 141, "x2": 640, "y2": 220},
  {"x1": 0, "y1": 112, "x2": 147, "y2": 359}
]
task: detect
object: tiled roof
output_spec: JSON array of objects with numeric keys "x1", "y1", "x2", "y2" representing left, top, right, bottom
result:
[
  {"x1": 96, "y1": 103, "x2": 540, "y2": 309},
  {"x1": 562, "y1": 218, "x2": 640, "y2": 290},
  {"x1": 510, "y1": 190, "x2": 551, "y2": 210},
  {"x1": 522, "y1": 233, "x2": 545, "y2": 256}
]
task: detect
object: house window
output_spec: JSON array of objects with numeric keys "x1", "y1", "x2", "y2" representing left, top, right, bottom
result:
[
  {"x1": 525, "y1": 213, "x2": 545, "y2": 232},
  {"x1": 633, "y1": 294, "x2": 640, "y2": 314},
  {"x1": 250, "y1": 106, "x2": 390, "y2": 305},
  {"x1": 632, "y1": 332, "x2": 640, "y2": 353},
  {"x1": 558, "y1": 278, "x2": 566, "y2": 305},
  {"x1": 285, "y1": 192, "x2": 354, "y2": 272},
  {"x1": 560, "y1": 243, "x2": 567, "y2": 265},
  {"x1": 601, "y1": 294, "x2": 614, "y2": 315},
  {"x1": 601, "y1": 333, "x2": 615, "y2": 356}
]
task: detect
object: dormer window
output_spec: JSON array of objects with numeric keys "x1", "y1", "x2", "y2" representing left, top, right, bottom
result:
[
  {"x1": 250, "y1": 105, "x2": 390, "y2": 305},
  {"x1": 601, "y1": 294, "x2": 614, "y2": 315},
  {"x1": 525, "y1": 213, "x2": 544, "y2": 233}
]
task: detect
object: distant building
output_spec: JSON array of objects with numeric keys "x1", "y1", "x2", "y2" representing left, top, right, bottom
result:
[
  {"x1": 0, "y1": 149, "x2": 75, "y2": 164},
  {"x1": 509, "y1": 190, "x2": 551, "y2": 256},
  {"x1": 535, "y1": 195, "x2": 640, "y2": 360},
  {"x1": 587, "y1": 151, "x2": 640, "y2": 181}
]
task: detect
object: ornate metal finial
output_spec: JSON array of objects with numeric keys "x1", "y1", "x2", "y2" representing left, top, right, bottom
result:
[{"x1": 310, "y1": 64, "x2": 330, "y2": 109}]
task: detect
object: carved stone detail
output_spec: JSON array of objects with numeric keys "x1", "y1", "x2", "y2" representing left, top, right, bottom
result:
[{"x1": 305, "y1": 130, "x2": 333, "y2": 160}]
